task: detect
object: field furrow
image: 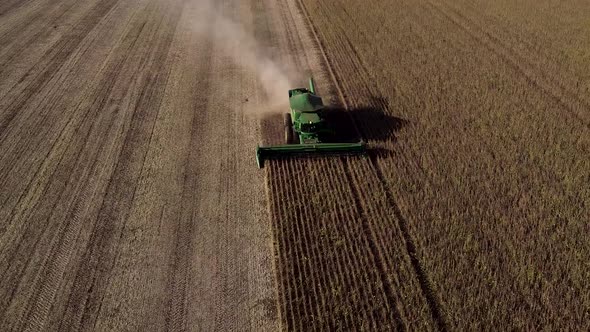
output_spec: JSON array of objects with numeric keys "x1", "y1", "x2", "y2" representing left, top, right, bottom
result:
[
  {"x1": 1, "y1": 0, "x2": 588, "y2": 329},
  {"x1": 296, "y1": 0, "x2": 589, "y2": 329},
  {"x1": 425, "y1": 0, "x2": 590, "y2": 128},
  {"x1": 0, "y1": 0, "x2": 285, "y2": 330}
]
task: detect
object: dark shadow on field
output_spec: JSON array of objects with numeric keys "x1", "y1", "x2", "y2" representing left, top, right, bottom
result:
[
  {"x1": 366, "y1": 147, "x2": 395, "y2": 160},
  {"x1": 258, "y1": 96, "x2": 408, "y2": 149},
  {"x1": 324, "y1": 96, "x2": 408, "y2": 143}
]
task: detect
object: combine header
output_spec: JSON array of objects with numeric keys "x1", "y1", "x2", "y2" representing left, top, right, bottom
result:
[{"x1": 256, "y1": 78, "x2": 366, "y2": 167}]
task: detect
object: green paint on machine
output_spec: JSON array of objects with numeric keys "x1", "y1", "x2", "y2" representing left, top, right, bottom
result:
[{"x1": 256, "y1": 77, "x2": 366, "y2": 168}]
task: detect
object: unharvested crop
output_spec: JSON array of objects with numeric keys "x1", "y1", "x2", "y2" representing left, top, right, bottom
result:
[{"x1": 264, "y1": 0, "x2": 590, "y2": 329}]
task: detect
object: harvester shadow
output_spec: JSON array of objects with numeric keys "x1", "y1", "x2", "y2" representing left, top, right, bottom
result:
[
  {"x1": 258, "y1": 97, "x2": 407, "y2": 159},
  {"x1": 260, "y1": 98, "x2": 409, "y2": 145},
  {"x1": 325, "y1": 96, "x2": 408, "y2": 159},
  {"x1": 324, "y1": 100, "x2": 408, "y2": 143}
]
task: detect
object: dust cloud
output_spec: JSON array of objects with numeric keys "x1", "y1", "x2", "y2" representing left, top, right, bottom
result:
[{"x1": 186, "y1": 0, "x2": 295, "y2": 114}]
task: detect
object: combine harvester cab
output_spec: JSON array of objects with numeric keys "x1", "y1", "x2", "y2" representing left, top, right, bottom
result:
[{"x1": 256, "y1": 78, "x2": 366, "y2": 168}]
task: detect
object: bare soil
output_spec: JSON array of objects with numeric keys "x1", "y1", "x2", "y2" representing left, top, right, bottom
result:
[{"x1": 0, "y1": 0, "x2": 306, "y2": 330}]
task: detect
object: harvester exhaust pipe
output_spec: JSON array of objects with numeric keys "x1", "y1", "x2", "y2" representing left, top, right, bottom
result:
[{"x1": 309, "y1": 77, "x2": 316, "y2": 94}]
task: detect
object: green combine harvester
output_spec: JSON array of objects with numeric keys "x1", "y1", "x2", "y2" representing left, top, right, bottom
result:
[{"x1": 256, "y1": 78, "x2": 366, "y2": 167}]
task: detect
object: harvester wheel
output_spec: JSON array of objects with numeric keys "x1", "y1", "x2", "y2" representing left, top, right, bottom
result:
[{"x1": 284, "y1": 113, "x2": 293, "y2": 144}]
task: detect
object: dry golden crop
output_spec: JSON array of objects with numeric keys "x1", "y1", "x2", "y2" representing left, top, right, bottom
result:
[{"x1": 264, "y1": 0, "x2": 589, "y2": 330}]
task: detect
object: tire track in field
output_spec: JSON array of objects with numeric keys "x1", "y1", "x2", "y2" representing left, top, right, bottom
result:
[
  {"x1": 18, "y1": 117, "x2": 110, "y2": 332},
  {"x1": 431, "y1": 0, "x2": 590, "y2": 99},
  {"x1": 330, "y1": 0, "x2": 588, "y2": 225},
  {"x1": 0, "y1": 3, "x2": 147, "y2": 283},
  {"x1": 267, "y1": 9, "x2": 352, "y2": 329},
  {"x1": 265, "y1": 1, "x2": 419, "y2": 329},
  {"x1": 164, "y1": 33, "x2": 212, "y2": 332},
  {"x1": 0, "y1": 0, "x2": 137, "y2": 227},
  {"x1": 270, "y1": 157, "x2": 398, "y2": 328},
  {"x1": 50, "y1": 5, "x2": 181, "y2": 331},
  {"x1": 268, "y1": 156, "x2": 403, "y2": 330},
  {"x1": 296, "y1": 0, "x2": 589, "y2": 329},
  {"x1": 0, "y1": 0, "x2": 80, "y2": 68},
  {"x1": 444, "y1": 0, "x2": 589, "y2": 95},
  {"x1": 0, "y1": 0, "x2": 50, "y2": 37},
  {"x1": 0, "y1": 3, "x2": 142, "y2": 318},
  {"x1": 3, "y1": 72, "x2": 117, "y2": 331},
  {"x1": 296, "y1": 0, "x2": 448, "y2": 329},
  {"x1": 0, "y1": 0, "x2": 101, "y2": 103},
  {"x1": 362, "y1": 157, "x2": 448, "y2": 332},
  {"x1": 0, "y1": 0, "x2": 37, "y2": 17},
  {"x1": 407, "y1": 3, "x2": 590, "y2": 325},
  {"x1": 0, "y1": 2, "x2": 179, "y2": 329},
  {"x1": 426, "y1": 0, "x2": 590, "y2": 129},
  {"x1": 0, "y1": 0, "x2": 120, "y2": 138},
  {"x1": 262, "y1": 1, "x2": 350, "y2": 328},
  {"x1": 339, "y1": 158, "x2": 405, "y2": 331},
  {"x1": 340, "y1": 0, "x2": 587, "y2": 327},
  {"x1": 320, "y1": 159, "x2": 394, "y2": 330},
  {"x1": 274, "y1": 0, "x2": 312, "y2": 76},
  {"x1": 266, "y1": 5, "x2": 425, "y2": 324},
  {"x1": 402, "y1": 0, "x2": 590, "y2": 229}
]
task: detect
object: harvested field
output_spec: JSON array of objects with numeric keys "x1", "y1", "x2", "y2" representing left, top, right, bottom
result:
[
  {"x1": 0, "y1": 0, "x2": 301, "y2": 330},
  {"x1": 1, "y1": 0, "x2": 588, "y2": 330}
]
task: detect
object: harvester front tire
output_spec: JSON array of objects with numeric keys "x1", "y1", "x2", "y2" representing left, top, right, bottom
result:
[{"x1": 284, "y1": 113, "x2": 293, "y2": 144}]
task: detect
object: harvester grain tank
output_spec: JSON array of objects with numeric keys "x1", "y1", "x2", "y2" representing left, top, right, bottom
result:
[{"x1": 256, "y1": 78, "x2": 365, "y2": 167}]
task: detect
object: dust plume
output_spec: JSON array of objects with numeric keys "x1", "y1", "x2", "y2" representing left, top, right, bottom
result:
[{"x1": 187, "y1": 0, "x2": 295, "y2": 114}]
